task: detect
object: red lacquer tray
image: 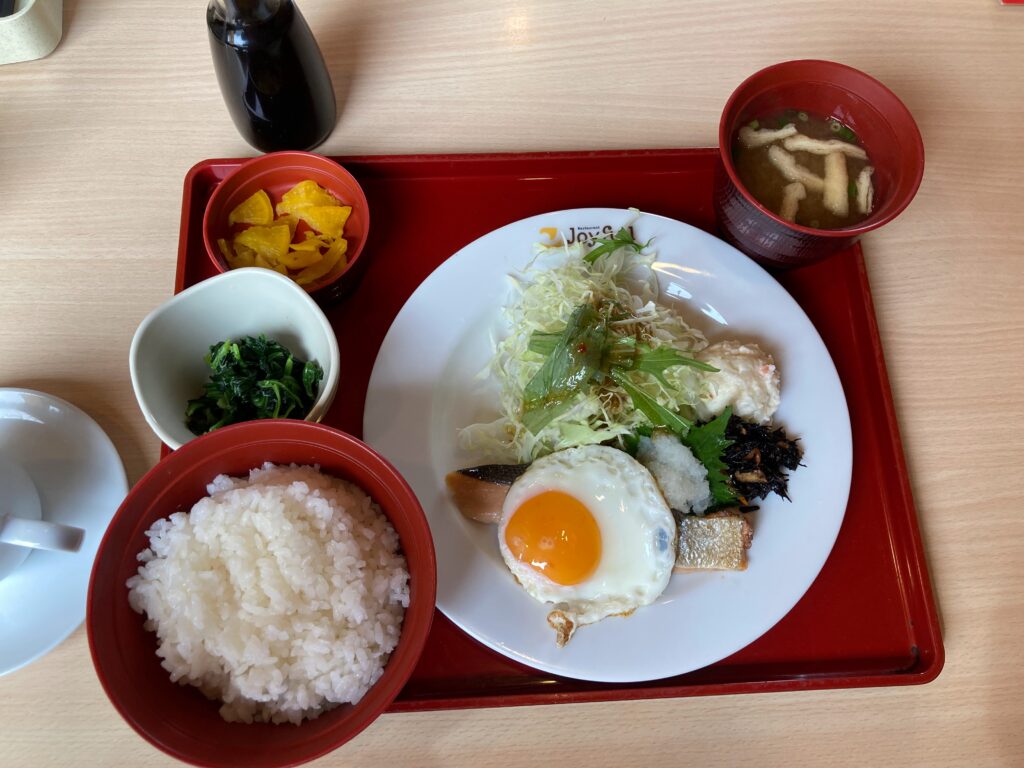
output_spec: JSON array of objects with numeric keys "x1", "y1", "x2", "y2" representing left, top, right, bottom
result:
[{"x1": 173, "y1": 148, "x2": 942, "y2": 711}]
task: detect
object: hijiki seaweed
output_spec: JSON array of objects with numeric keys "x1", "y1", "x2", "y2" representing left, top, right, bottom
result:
[{"x1": 722, "y1": 415, "x2": 803, "y2": 503}]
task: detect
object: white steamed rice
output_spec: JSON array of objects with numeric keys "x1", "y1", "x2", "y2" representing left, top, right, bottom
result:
[{"x1": 126, "y1": 463, "x2": 409, "y2": 725}]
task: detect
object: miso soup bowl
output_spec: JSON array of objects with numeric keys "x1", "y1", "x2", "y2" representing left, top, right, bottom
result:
[{"x1": 714, "y1": 59, "x2": 925, "y2": 269}]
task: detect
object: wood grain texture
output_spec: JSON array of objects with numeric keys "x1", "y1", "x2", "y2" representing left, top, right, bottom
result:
[{"x1": 1, "y1": 0, "x2": 1022, "y2": 765}]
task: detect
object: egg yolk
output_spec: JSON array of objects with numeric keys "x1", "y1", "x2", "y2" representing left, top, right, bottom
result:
[{"x1": 504, "y1": 491, "x2": 602, "y2": 586}]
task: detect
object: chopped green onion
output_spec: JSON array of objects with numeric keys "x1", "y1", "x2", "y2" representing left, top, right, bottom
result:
[
  {"x1": 829, "y1": 120, "x2": 842, "y2": 133},
  {"x1": 748, "y1": 119, "x2": 760, "y2": 130},
  {"x1": 797, "y1": 111, "x2": 808, "y2": 122}
]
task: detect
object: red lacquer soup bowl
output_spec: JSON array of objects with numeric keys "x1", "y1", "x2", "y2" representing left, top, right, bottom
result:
[{"x1": 714, "y1": 59, "x2": 924, "y2": 269}]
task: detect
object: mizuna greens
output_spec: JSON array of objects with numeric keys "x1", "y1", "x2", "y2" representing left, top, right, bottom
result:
[
  {"x1": 459, "y1": 234, "x2": 714, "y2": 462},
  {"x1": 520, "y1": 304, "x2": 716, "y2": 435}
]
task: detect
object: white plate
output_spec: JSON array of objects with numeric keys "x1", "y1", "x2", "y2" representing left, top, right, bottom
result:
[
  {"x1": 0, "y1": 388, "x2": 127, "y2": 677},
  {"x1": 364, "y1": 209, "x2": 852, "y2": 682}
]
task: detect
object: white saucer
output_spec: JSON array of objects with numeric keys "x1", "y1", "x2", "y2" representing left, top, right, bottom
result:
[{"x1": 0, "y1": 388, "x2": 127, "y2": 677}]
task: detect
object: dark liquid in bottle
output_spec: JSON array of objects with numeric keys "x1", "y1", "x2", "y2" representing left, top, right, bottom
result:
[{"x1": 207, "y1": 0, "x2": 336, "y2": 152}]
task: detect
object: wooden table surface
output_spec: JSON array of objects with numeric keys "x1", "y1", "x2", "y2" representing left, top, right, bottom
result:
[{"x1": 2, "y1": 0, "x2": 1022, "y2": 765}]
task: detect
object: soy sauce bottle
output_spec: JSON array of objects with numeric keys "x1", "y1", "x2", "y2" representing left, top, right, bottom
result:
[{"x1": 207, "y1": 0, "x2": 336, "y2": 152}]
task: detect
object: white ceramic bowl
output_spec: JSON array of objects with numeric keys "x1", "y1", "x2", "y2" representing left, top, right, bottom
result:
[{"x1": 130, "y1": 268, "x2": 340, "y2": 449}]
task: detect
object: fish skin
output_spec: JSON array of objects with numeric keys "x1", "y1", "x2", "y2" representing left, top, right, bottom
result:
[{"x1": 456, "y1": 463, "x2": 530, "y2": 485}]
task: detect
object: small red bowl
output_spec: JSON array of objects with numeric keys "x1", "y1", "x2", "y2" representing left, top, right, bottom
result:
[
  {"x1": 203, "y1": 152, "x2": 370, "y2": 303},
  {"x1": 714, "y1": 59, "x2": 924, "y2": 268},
  {"x1": 87, "y1": 421, "x2": 435, "y2": 768}
]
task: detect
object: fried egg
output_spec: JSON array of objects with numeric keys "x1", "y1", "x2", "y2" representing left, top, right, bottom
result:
[{"x1": 498, "y1": 445, "x2": 677, "y2": 645}]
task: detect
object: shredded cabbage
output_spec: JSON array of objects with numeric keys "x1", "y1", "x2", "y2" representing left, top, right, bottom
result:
[{"x1": 459, "y1": 241, "x2": 708, "y2": 462}]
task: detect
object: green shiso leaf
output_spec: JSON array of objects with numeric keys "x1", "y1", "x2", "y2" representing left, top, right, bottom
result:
[{"x1": 681, "y1": 407, "x2": 739, "y2": 507}]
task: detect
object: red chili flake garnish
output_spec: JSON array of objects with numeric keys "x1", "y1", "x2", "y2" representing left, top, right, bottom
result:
[{"x1": 576, "y1": 343, "x2": 587, "y2": 353}]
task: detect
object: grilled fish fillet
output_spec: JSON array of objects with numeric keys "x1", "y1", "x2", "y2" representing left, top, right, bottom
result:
[
  {"x1": 444, "y1": 464, "x2": 529, "y2": 524},
  {"x1": 674, "y1": 510, "x2": 752, "y2": 571}
]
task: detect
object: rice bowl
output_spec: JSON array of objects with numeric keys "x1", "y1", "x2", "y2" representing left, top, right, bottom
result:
[{"x1": 126, "y1": 463, "x2": 409, "y2": 725}]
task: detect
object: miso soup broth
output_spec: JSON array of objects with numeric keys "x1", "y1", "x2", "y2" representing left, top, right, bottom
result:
[{"x1": 733, "y1": 109, "x2": 875, "y2": 230}]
